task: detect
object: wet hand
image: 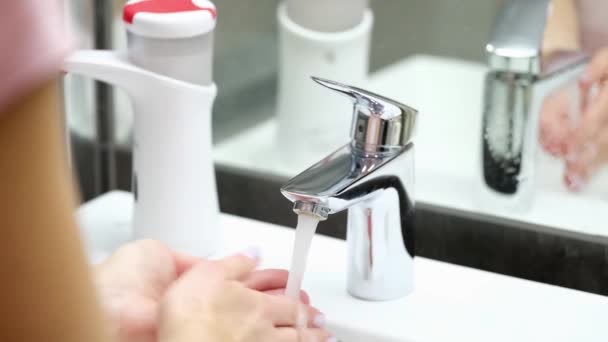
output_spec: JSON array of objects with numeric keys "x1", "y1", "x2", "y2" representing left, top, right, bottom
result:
[
  {"x1": 158, "y1": 252, "x2": 333, "y2": 342},
  {"x1": 95, "y1": 240, "x2": 313, "y2": 342},
  {"x1": 539, "y1": 48, "x2": 608, "y2": 191}
]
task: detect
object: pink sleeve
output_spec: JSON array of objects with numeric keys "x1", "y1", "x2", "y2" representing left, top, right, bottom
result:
[{"x1": 0, "y1": 0, "x2": 72, "y2": 112}]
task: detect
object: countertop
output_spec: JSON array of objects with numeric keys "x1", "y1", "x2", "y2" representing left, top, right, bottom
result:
[{"x1": 79, "y1": 191, "x2": 608, "y2": 342}]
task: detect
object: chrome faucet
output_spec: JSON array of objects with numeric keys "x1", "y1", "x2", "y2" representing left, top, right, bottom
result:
[
  {"x1": 280, "y1": 77, "x2": 418, "y2": 301},
  {"x1": 481, "y1": 0, "x2": 605, "y2": 208}
]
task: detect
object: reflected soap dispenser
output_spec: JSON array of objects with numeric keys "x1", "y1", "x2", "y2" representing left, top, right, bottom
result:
[
  {"x1": 64, "y1": 0, "x2": 219, "y2": 257},
  {"x1": 276, "y1": 0, "x2": 373, "y2": 170}
]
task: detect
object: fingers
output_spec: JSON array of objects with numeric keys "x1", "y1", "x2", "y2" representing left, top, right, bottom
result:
[
  {"x1": 162, "y1": 243, "x2": 260, "y2": 278},
  {"x1": 564, "y1": 88, "x2": 608, "y2": 191},
  {"x1": 579, "y1": 48, "x2": 608, "y2": 111},
  {"x1": 171, "y1": 251, "x2": 202, "y2": 276},
  {"x1": 564, "y1": 130, "x2": 608, "y2": 191},
  {"x1": 215, "y1": 247, "x2": 260, "y2": 280},
  {"x1": 240, "y1": 269, "x2": 311, "y2": 303},
  {"x1": 580, "y1": 48, "x2": 608, "y2": 88},
  {"x1": 263, "y1": 293, "x2": 322, "y2": 328},
  {"x1": 564, "y1": 146, "x2": 595, "y2": 192},
  {"x1": 568, "y1": 87, "x2": 608, "y2": 151},
  {"x1": 272, "y1": 327, "x2": 335, "y2": 342},
  {"x1": 115, "y1": 297, "x2": 158, "y2": 340},
  {"x1": 264, "y1": 288, "x2": 311, "y2": 305},
  {"x1": 539, "y1": 89, "x2": 571, "y2": 157},
  {"x1": 243, "y1": 269, "x2": 289, "y2": 291}
]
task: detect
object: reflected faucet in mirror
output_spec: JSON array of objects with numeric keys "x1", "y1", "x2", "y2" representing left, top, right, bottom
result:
[
  {"x1": 281, "y1": 77, "x2": 418, "y2": 301},
  {"x1": 481, "y1": 0, "x2": 608, "y2": 209}
]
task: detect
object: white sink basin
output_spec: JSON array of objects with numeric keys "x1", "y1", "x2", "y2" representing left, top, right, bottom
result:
[
  {"x1": 214, "y1": 55, "x2": 608, "y2": 238},
  {"x1": 79, "y1": 191, "x2": 608, "y2": 342}
]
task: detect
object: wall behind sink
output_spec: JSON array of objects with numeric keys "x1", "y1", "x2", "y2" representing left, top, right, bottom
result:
[
  {"x1": 212, "y1": 0, "x2": 499, "y2": 142},
  {"x1": 70, "y1": 0, "x2": 499, "y2": 198}
]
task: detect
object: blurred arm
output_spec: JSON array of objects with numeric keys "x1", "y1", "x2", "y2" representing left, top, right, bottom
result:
[
  {"x1": 542, "y1": 0, "x2": 581, "y2": 58},
  {"x1": 0, "y1": 80, "x2": 109, "y2": 342}
]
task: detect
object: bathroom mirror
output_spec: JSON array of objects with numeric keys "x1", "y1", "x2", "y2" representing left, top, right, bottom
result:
[
  {"x1": 66, "y1": 0, "x2": 607, "y2": 243},
  {"x1": 210, "y1": 0, "x2": 608, "y2": 239}
]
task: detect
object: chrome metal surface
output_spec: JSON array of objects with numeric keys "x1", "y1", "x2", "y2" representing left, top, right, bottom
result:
[
  {"x1": 481, "y1": 0, "x2": 605, "y2": 208},
  {"x1": 293, "y1": 201, "x2": 330, "y2": 220},
  {"x1": 486, "y1": 0, "x2": 550, "y2": 74},
  {"x1": 281, "y1": 79, "x2": 417, "y2": 300},
  {"x1": 312, "y1": 77, "x2": 417, "y2": 152}
]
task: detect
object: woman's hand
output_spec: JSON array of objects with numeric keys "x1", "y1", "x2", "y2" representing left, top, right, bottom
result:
[
  {"x1": 158, "y1": 253, "x2": 334, "y2": 342},
  {"x1": 95, "y1": 240, "x2": 189, "y2": 342},
  {"x1": 562, "y1": 87, "x2": 608, "y2": 191},
  {"x1": 95, "y1": 240, "x2": 315, "y2": 342},
  {"x1": 539, "y1": 48, "x2": 608, "y2": 191}
]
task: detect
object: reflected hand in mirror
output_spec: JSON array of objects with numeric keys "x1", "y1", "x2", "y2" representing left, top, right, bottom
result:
[{"x1": 540, "y1": 48, "x2": 608, "y2": 192}]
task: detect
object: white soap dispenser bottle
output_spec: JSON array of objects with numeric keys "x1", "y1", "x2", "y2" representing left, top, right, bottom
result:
[
  {"x1": 276, "y1": 0, "x2": 373, "y2": 170},
  {"x1": 64, "y1": 0, "x2": 219, "y2": 257}
]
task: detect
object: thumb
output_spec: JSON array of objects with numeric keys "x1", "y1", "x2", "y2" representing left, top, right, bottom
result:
[
  {"x1": 564, "y1": 87, "x2": 608, "y2": 191},
  {"x1": 216, "y1": 247, "x2": 260, "y2": 280}
]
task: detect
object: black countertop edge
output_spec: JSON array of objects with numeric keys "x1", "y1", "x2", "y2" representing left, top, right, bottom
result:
[
  {"x1": 215, "y1": 164, "x2": 608, "y2": 296},
  {"x1": 418, "y1": 201, "x2": 608, "y2": 246}
]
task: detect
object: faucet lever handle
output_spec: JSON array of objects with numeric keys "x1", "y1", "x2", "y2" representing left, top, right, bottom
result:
[
  {"x1": 311, "y1": 76, "x2": 418, "y2": 150},
  {"x1": 312, "y1": 76, "x2": 406, "y2": 118}
]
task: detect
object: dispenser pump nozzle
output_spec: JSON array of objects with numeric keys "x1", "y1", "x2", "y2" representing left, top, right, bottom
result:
[{"x1": 312, "y1": 77, "x2": 418, "y2": 151}]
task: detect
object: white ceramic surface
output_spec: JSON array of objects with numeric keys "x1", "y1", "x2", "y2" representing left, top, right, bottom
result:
[
  {"x1": 79, "y1": 191, "x2": 608, "y2": 342},
  {"x1": 214, "y1": 55, "x2": 608, "y2": 237},
  {"x1": 276, "y1": 3, "x2": 372, "y2": 171},
  {"x1": 66, "y1": 50, "x2": 219, "y2": 257}
]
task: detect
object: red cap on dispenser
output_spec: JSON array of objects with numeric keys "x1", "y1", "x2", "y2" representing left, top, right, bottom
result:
[{"x1": 123, "y1": 0, "x2": 216, "y2": 38}]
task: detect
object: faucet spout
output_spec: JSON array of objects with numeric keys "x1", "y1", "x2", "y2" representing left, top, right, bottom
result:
[
  {"x1": 281, "y1": 78, "x2": 418, "y2": 301},
  {"x1": 486, "y1": 0, "x2": 551, "y2": 75},
  {"x1": 293, "y1": 201, "x2": 330, "y2": 221},
  {"x1": 281, "y1": 142, "x2": 416, "y2": 301}
]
